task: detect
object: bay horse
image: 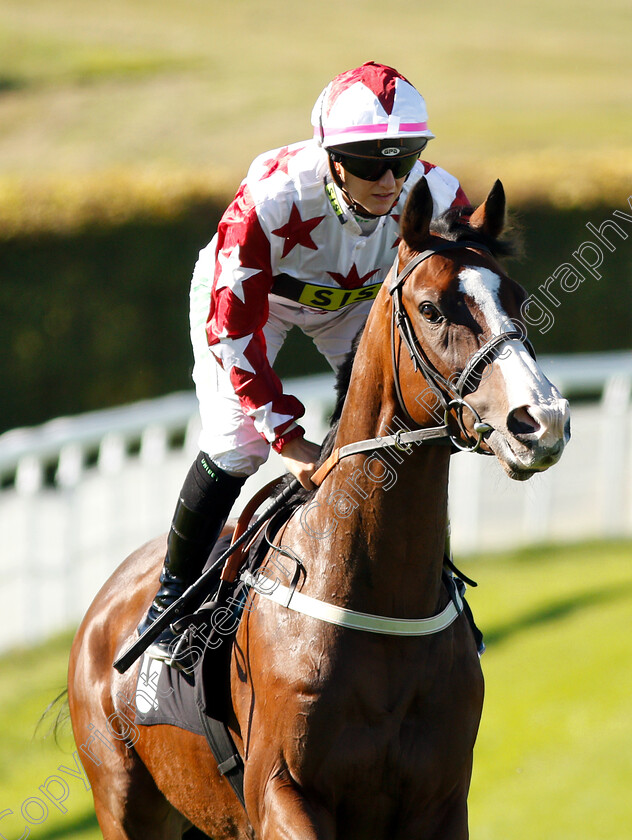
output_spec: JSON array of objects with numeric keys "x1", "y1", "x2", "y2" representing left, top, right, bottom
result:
[{"x1": 68, "y1": 178, "x2": 570, "y2": 839}]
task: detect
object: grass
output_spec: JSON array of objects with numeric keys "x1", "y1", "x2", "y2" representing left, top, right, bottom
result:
[
  {"x1": 1, "y1": 539, "x2": 631, "y2": 838},
  {"x1": 467, "y1": 539, "x2": 632, "y2": 839},
  {"x1": 0, "y1": 630, "x2": 98, "y2": 839},
  {"x1": 0, "y1": 0, "x2": 630, "y2": 213}
]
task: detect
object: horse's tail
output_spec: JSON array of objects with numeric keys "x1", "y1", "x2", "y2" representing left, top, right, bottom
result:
[{"x1": 36, "y1": 687, "x2": 70, "y2": 745}]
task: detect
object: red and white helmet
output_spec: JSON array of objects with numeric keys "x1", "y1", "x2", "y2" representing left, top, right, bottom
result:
[{"x1": 311, "y1": 61, "x2": 435, "y2": 152}]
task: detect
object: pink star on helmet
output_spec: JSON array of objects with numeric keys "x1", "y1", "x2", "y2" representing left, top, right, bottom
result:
[
  {"x1": 326, "y1": 63, "x2": 409, "y2": 117},
  {"x1": 311, "y1": 61, "x2": 434, "y2": 149},
  {"x1": 216, "y1": 244, "x2": 261, "y2": 303}
]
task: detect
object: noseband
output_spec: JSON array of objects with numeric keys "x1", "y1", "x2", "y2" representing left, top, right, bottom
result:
[{"x1": 388, "y1": 240, "x2": 532, "y2": 453}]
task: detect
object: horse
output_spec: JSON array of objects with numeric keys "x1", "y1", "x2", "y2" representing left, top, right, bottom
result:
[{"x1": 67, "y1": 178, "x2": 570, "y2": 839}]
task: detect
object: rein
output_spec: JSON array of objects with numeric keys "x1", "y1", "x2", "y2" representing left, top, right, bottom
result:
[
  {"x1": 237, "y1": 241, "x2": 516, "y2": 642},
  {"x1": 311, "y1": 421, "x2": 450, "y2": 486},
  {"x1": 312, "y1": 239, "x2": 525, "y2": 486}
]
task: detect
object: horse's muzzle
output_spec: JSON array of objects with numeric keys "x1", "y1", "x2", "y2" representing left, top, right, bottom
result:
[{"x1": 487, "y1": 398, "x2": 571, "y2": 480}]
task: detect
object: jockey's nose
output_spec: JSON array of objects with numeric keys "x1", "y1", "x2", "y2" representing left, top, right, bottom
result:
[{"x1": 377, "y1": 168, "x2": 397, "y2": 188}]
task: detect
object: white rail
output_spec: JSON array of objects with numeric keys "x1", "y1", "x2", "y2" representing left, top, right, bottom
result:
[{"x1": 0, "y1": 355, "x2": 630, "y2": 652}]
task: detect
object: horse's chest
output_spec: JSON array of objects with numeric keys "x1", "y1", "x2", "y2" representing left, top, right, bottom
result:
[
  {"x1": 281, "y1": 648, "x2": 481, "y2": 784},
  {"x1": 241, "y1": 610, "x2": 483, "y2": 835},
  {"x1": 287, "y1": 699, "x2": 474, "y2": 834}
]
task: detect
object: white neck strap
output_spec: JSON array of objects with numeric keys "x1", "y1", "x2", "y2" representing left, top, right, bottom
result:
[{"x1": 241, "y1": 570, "x2": 463, "y2": 637}]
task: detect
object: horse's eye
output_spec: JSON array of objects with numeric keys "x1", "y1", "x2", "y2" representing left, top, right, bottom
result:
[{"x1": 419, "y1": 302, "x2": 443, "y2": 323}]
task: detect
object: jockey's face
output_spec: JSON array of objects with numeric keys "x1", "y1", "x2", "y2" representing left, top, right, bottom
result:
[{"x1": 334, "y1": 161, "x2": 406, "y2": 216}]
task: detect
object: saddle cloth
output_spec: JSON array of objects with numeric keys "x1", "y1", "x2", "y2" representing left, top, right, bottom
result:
[{"x1": 133, "y1": 653, "x2": 203, "y2": 734}]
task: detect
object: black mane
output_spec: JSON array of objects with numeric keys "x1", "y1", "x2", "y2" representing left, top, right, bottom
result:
[{"x1": 430, "y1": 204, "x2": 519, "y2": 258}]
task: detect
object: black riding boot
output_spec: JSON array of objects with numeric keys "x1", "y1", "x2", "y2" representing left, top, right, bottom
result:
[{"x1": 138, "y1": 452, "x2": 245, "y2": 664}]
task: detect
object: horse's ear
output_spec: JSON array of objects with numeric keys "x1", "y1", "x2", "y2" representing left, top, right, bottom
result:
[
  {"x1": 400, "y1": 177, "x2": 433, "y2": 251},
  {"x1": 469, "y1": 179, "x2": 505, "y2": 238}
]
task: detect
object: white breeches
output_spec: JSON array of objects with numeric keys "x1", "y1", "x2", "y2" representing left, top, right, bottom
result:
[{"x1": 190, "y1": 274, "x2": 374, "y2": 477}]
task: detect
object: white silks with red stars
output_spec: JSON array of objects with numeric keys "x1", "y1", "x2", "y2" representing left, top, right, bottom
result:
[{"x1": 190, "y1": 139, "x2": 467, "y2": 465}]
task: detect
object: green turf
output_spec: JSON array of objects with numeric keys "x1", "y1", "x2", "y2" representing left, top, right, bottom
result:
[
  {"x1": 466, "y1": 539, "x2": 632, "y2": 839},
  {"x1": 0, "y1": 630, "x2": 98, "y2": 839},
  {"x1": 1, "y1": 540, "x2": 630, "y2": 838},
  {"x1": 0, "y1": 0, "x2": 629, "y2": 194}
]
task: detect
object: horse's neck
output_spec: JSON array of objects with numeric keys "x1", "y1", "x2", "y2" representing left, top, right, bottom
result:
[{"x1": 307, "y1": 302, "x2": 451, "y2": 616}]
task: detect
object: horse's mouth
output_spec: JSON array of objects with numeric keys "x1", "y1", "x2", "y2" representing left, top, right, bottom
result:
[{"x1": 485, "y1": 428, "x2": 565, "y2": 481}]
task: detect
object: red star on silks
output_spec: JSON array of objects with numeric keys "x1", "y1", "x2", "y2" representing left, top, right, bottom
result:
[
  {"x1": 260, "y1": 146, "x2": 302, "y2": 180},
  {"x1": 327, "y1": 265, "x2": 380, "y2": 290},
  {"x1": 272, "y1": 203, "x2": 325, "y2": 258}
]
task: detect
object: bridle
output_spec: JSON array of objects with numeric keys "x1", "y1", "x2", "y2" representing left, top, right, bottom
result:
[
  {"x1": 388, "y1": 239, "x2": 532, "y2": 453},
  {"x1": 310, "y1": 240, "x2": 532, "y2": 486}
]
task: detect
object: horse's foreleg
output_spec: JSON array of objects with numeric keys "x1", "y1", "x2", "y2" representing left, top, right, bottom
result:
[{"x1": 255, "y1": 774, "x2": 335, "y2": 840}]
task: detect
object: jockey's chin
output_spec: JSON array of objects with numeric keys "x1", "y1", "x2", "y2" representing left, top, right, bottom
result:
[{"x1": 341, "y1": 169, "x2": 407, "y2": 217}]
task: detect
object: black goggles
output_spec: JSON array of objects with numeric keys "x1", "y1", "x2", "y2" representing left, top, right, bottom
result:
[{"x1": 330, "y1": 147, "x2": 425, "y2": 182}]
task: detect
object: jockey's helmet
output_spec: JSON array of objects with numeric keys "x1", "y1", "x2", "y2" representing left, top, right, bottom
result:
[{"x1": 311, "y1": 61, "x2": 434, "y2": 179}]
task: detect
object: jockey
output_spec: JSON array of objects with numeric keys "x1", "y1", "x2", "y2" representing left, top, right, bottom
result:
[{"x1": 139, "y1": 61, "x2": 470, "y2": 665}]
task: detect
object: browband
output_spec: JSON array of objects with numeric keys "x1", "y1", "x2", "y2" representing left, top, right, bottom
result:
[{"x1": 388, "y1": 240, "x2": 493, "y2": 294}]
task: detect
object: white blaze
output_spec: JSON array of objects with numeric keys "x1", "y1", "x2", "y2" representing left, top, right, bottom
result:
[{"x1": 457, "y1": 267, "x2": 561, "y2": 424}]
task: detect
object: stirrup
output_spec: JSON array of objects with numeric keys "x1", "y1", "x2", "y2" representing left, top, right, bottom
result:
[
  {"x1": 165, "y1": 631, "x2": 200, "y2": 674},
  {"x1": 141, "y1": 623, "x2": 199, "y2": 674},
  {"x1": 142, "y1": 626, "x2": 177, "y2": 662}
]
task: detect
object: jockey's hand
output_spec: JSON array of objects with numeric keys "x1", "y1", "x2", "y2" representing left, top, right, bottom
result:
[{"x1": 280, "y1": 436, "x2": 321, "y2": 490}]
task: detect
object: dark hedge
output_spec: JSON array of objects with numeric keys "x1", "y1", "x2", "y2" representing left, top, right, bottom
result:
[{"x1": 1, "y1": 200, "x2": 630, "y2": 434}]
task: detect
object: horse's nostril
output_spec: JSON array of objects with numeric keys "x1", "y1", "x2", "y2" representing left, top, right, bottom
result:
[{"x1": 507, "y1": 406, "x2": 541, "y2": 438}]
